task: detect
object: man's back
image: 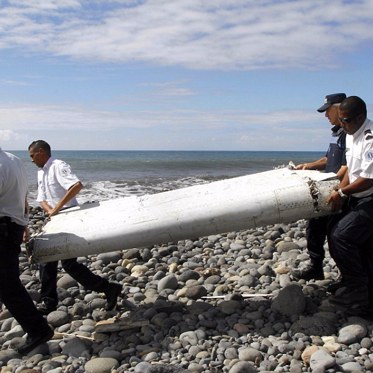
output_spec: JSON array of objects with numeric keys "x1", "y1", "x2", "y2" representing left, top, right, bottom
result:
[{"x1": 0, "y1": 150, "x2": 28, "y2": 226}]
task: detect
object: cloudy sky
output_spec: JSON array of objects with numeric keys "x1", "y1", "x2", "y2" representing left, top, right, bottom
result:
[{"x1": 1, "y1": 0, "x2": 373, "y2": 151}]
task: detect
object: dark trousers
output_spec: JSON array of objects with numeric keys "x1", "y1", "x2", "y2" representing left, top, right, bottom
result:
[
  {"x1": 306, "y1": 216, "x2": 329, "y2": 264},
  {"x1": 40, "y1": 257, "x2": 109, "y2": 305},
  {"x1": 328, "y1": 195, "x2": 373, "y2": 290},
  {"x1": 0, "y1": 219, "x2": 49, "y2": 336}
]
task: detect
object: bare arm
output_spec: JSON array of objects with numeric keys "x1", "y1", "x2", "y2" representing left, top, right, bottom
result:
[
  {"x1": 340, "y1": 176, "x2": 373, "y2": 196},
  {"x1": 40, "y1": 181, "x2": 83, "y2": 217},
  {"x1": 295, "y1": 157, "x2": 327, "y2": 171},
  {"x1": 336, "y1": 165, "x2": 347, "y2": 181},
  {"x1": 327, "y1": 175, "x2": 373, "y2": 211}
]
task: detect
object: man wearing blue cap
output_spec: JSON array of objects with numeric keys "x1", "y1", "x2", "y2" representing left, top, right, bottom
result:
[{"x1": 293, "y1": 93, "x2": 347, "y2": 282}]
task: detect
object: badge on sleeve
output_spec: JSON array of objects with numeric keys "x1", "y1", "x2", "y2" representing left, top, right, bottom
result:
[
  {"x1": 61, "y1": 166, "x2": 70, "y2": 177},
  {"x1": 364, "y1": 129, "x2": 373, "y2": 140},
  {"x1": 366, "y1": 151, "x2": 373, "y2": 161}
]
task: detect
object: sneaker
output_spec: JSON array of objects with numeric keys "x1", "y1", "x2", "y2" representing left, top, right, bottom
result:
[
  {"x1": 37, "y1": 300, "x2": 57, "y2": 315},
  {"x1": 17, "y1": 326, "x2": 54, "y2": 354},
  {"x1": 105, "y1": 282, "x2": 122, "y2": 311},
  {"x1": 293, "y1": 264, "x2": 324, "y2": 281},
  {"x1": 329, "y1": 285, "x2": 369, "y2": 308}
]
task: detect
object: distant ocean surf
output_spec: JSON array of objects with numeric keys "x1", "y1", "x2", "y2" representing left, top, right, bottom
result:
[{"x1": 13, "y1": 150, "x2": 324, "y2": 205}]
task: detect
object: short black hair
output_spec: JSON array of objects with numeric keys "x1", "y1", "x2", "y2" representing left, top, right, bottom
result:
[
  {"x1": 28, "y1": 140, "x2": 51, "y2": 156},
  {"x1": 340, "y1": 96, "x2": 367, "y2": 118}
]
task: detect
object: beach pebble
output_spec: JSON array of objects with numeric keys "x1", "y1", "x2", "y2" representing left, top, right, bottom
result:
[
  {"x1": 61, "y1": 337, "x2": 89, "y2": 357},
  {"x1": 157, "y1": 274, "x2": 178, "y2": 291},
  {"x1": 185, "y1": 285, "x2": 207, "y2": 299},
  {"x1": 276, "y1": 241, "x2": 300, "y2": 253},
  {"x1": 228, "y1": 361, "x2": 258, "y2": 373},
  {"x1": 309, "y1": 349, "x2": 335, "y2": 371},
  {"x1": 46, "y1": 310, "x2": 69, "y2": 327},
  {"x1": 341, "y1": 361, "x2": 365, "y2": 372},
  {"x1": 84, "y1": 357, "x2": 119, "y2": 373},
  {"x1": 290, "y1": 316, "x2": 336, "y2": 336},
  {"x1": 57, "y1": 274, "x2": 78, "y2": 289},
  {"x1": 301, "y1": 345, "x2": 319, "y2": 364},
  {"x1": 271, "y1": 284, "x2": 305, "y2": 316},
  {"x1": 97, "y1": 252, "x2": 122, "y2": 264},
  {"x1": 0, "y1": 349, "x2": 19, "y2": 364},
  {"x1": 238, "y1": 347, "x2": 262, "y2": 362},
  {"x1": 337, "y1": 323, "x2": 367, "y2": 344}
]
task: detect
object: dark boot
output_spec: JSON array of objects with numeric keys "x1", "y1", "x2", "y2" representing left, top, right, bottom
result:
[
  {"x1": 17, "y1": 325, "x2": 54, "y2": 354},
  {"x1": 105, "y1": 282, "x2": 122, "y2": 311},
  {"x1": 37, "y1": 297, "x2": 58, "y2": 315},
  {"x1": 293, "y1": 261, "x2": 324, "y2": 281},
  {"x1": 329, "y1": 285, "x2": 370, "y2": 311}
]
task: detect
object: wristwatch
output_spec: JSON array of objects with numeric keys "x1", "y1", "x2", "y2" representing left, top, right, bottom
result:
[{"x1": 337, "y1": 188, "x2": 348, "y2": 198}]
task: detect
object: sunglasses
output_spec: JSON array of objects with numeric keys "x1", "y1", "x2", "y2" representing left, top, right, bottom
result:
[{"x1": 339, "y1": 116, "x2": 357, "y2": 124}]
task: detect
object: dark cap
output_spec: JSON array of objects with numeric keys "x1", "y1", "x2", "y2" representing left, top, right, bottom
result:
[{"x1": 317, "y1": 93, "x2": 347, "y2": 112}]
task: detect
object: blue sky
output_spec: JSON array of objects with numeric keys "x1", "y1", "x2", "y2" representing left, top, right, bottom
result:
[{"x1": 1, "y1": 0, "x2": 373, "y2": 151}]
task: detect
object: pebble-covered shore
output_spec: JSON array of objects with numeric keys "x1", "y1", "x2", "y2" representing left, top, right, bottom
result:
[{"x1": 1, "y1": 206, "x2": 372, "y2": 373}]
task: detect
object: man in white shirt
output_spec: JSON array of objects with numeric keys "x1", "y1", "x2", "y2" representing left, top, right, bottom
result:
[
  {"x1": 0, "y1": 147, "x2": 53, "y2": 354},
  {"x1": 28, "y1": 140, "x2": 122, "y2": 314},
  {"x1": 327, "y1": 96, "x2": 373, "y2": 315}
]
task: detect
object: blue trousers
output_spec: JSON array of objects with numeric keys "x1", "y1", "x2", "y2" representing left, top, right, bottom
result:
[
  {"x1": 0, "y1": 218, "x2": 49, "y2": 335},
  {"x1": 306, "y1": 216, "x2": 329, "y2": 264}
]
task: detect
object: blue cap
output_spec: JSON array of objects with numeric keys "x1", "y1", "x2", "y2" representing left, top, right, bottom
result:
[{"x1": 317, "y1": 93, "x2": 347, "y2": 112}]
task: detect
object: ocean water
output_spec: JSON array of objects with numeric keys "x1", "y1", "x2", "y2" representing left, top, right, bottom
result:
[{"x1": 13, "y1": 150, "x2": 324, "y2": 205}]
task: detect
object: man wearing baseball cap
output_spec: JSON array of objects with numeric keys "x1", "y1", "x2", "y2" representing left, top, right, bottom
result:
[{"x1": 293, "y1": 92, "x2": 347, "y2": 283}]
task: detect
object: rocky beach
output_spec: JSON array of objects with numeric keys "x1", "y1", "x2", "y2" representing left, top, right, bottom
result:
[{"x1": 0, "y1": 206, "x2": 372, "y2": 373}]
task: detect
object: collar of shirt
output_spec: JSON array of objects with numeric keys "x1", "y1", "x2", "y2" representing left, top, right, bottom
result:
[
  {"x1": 42, "y1": 156, "x2": 54, "y2": 171},
  {"x1": 331, "y1": 125, "x2": 344, "y2": 136},
  {"x1": 352, "y1": 118, "x2": 370, "y2": 139}
]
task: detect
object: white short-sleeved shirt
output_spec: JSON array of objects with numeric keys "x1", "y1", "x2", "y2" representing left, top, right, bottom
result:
[
  {"x1": 0, "y1": 148, "x2": 28, "y2": 226},
  {"x1": 37, "y1": 157, "x2": 80, "y2": 208},
  {"x1": 345, "y1": 118, "x2": 373, "y2": 198}
]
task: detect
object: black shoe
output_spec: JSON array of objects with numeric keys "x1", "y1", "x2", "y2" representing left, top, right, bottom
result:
[
  {"x1": 37, "y1": 300, "x2": 57, "y2": 315},
  {"x1": 293, "y1": 264, "x2": 324, "y2": 281},
  {"x1": 105, "y1": 282, "x2": 122, "y2": 311},
  {"x1": 17, "y1": 326, "x2": 54, "y2": 354},
  {"x1": 329, "y1": 285, "x2": 369, "y2": 307},
  {"x1": 326, "y1": 278, "x2": 346, "y2": 294}
]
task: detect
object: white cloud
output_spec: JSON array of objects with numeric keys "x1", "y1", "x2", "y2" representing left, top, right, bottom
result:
[
  {"x1": 0, "y1": 0, "x2": 373, "y2": 70},
  {"x1": 0, "y1": 103, "x2": 319, "y2": 132},
  {"x1": 0, "y1": 101, "x2": 329, "y2": 151},
  {"x1": 0, "y1": 129, "x2": 23, "y2": 142}
]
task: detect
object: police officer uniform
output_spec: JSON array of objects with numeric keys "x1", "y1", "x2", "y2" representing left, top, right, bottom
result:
[
  {"x1": 296, "y1": 93, "x2": 347, "y2": 281},
  {"x1": 305, "y1": 125, "x2": 346, "y2": 269},
  {"x1": 329, "y1": 118, "x2": 373, "y2": 309},
  {"x1": 325, "y1": 126, "x2": 346, "y2": 174}
]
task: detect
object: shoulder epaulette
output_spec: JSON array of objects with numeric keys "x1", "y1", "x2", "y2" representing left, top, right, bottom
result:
[{"x1": 364, "y1": 129, "x2": 373, "y2": 140}]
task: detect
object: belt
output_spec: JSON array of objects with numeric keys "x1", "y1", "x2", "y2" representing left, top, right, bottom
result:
[{"x1": 0, "y1": 216, "x2": 11, "y2": 223}]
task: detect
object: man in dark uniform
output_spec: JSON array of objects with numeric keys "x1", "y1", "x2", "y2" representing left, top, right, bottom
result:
[
  {"x1": 327, "y1": 96, "x2": 373, "y2": 314},
  {"x1": 293, "y1": 93, "x2": 347, "y2": 281}
]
